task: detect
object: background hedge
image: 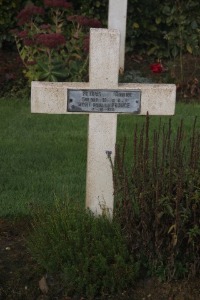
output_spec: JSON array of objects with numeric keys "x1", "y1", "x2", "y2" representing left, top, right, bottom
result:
[{"x1": 1, "y1": 0, "x2": 200, "y2": 59}]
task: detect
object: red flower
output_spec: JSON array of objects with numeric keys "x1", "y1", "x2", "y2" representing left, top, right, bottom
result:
[
  {"x1": 35, "y1": 33, "x2": 66, "y2": 48},
  {"x1": 44, "y1": 0, "x2": 72, "y2": 9},
  {"x1": 150, "y1": 62, "x2": 164, "y2": 73},
  {"x1": 17, "y1": 4, "x2": 45, "y2": 26}
]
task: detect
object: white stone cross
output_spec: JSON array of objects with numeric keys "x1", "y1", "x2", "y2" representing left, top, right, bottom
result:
[
  {"x1": 108, "y1": 0, "x2": 128, "y2": 73},
  {"x1": 31, "y1": 28, "x2": 176, "y2": 216}
]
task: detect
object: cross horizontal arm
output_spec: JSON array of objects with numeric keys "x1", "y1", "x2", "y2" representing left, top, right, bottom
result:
[
  {"x1": 31, "y1": 82, "x2": 176, "y2": 115},
  {"x1": 31, "y1": 29, "x2": 176, "y2": 216}
]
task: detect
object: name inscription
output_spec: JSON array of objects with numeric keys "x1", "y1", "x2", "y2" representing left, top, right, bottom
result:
[{"x1": 67, "y1": 89, "x2": 141, "y2": 113}]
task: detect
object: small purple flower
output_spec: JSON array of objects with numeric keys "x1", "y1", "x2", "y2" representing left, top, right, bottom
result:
[
  {"x1": 67, "y1": 15, "x2": 101, "y2": 28},
  {"x1": 17, "y1": 30, "x2": 28, "y2": 38},
  {"x1": 23, "y1": 38, "x2": 34, "y2": 46},
  {"x1": 36, "y1": 33, "x2": 66, "y2": 48},
  {"x1": 10, "y1": 29, "x2": 19, "y2": 36},
  {"x1": 17, "y1": 4, "x2": 45, "y2": 26},
  {"x1": 83, "y1": 35, "x2": 90, "y2": 53},
  {"x1": 40, "y1": 24, "x2": 51, "y2": 30},
  {"x1": 44, "y1": 0, "x2": 72, "y2": 9},
  {"x1": 88, "y1": 19, "x2": 101, "y2": 28},
  {"x1": 67, "y1": 15, "x2": 77, "y2": 22},
  {"x1": 76, "y1": 16, "x2": 91, "y2": 26}
]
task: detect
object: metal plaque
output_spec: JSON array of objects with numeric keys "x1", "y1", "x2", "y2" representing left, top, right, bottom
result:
[{"x1": 67, "y1": 89, "x2": 141, "y2": 113}]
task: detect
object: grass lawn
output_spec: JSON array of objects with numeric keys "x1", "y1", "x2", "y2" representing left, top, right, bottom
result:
[{"x1": 0, "y1": 98, "x2": 199, "y2": 217}]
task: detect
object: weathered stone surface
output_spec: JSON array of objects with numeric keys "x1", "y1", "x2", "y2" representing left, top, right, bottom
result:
[
  {"x1": 31, "y1": 29, "x2": 176, "y2": 216},
  {"x1": 108, "y1": 0, "x2": 128, "y2": 72},
  {"x1": 31, "y1": 82, "x2": 176, "y2": 116}
]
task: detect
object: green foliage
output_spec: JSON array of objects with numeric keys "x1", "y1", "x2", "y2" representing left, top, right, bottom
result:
[
  {"x1": 72, "y1": 0, "x2": 200, "y2": 63},
  {"x1": 114, "y1": 115, "x2": 200, "y2": 280},
  {"x1": 11, "y1": 2, "x2": 101, "y2": 83},
  {"x1": 119, "y1": 69, "x2": 153, "y2": 84},
  {"x1": 28, "y1": 200, "x2": 138, "y2": 298},
  {"x1": 2, "y1": 0, "x2": 200, "y2": 64},
  {"x1": 126, "y1": 0, "x2": 163, "y2": 55},
  {"x1": 0, "y1": 0, "x2": 21, "y2": 47},
  {"x1": 27, "y1": 58, "x2": 69, "y2": 82},
  {"x1": 161, "y1": 1, "x2": 200, "y2": 57},
  {"x1": 73, "y1": 0, "x2": 200, "y2": 59},
  {"x1": 127, "y1": 0, "x2": 200, "y2": 59},
  {"x1": 73, "y1": 0, "x2": 108, "y2": 25}
]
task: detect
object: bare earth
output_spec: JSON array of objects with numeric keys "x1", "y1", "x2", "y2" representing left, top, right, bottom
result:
[{"x1": 0, "y1": 219, "x2": 200, "y2": 300}]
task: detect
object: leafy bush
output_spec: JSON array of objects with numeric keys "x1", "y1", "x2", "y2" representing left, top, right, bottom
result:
[
  {"x1": 28, "y1": 200, "x2": 138, "y2": 298},
  {"x1": 0, "y1": 0, "x2": 22, "y2": 48},
  {"x1": 119, "y1": 69, "x2": 153, "y2": 84},
  {"x1": 11, "y1": 1, "x2": 102, "y2": 83},
  {"x1": 113, "y1": 115, "x2": 200, "y2": 280},
  {"x1": 72, "y1": 0, "x2": 108, "y2": 24},
  {"x1": 127, "y1": 0, "x2": 200, "y2": 59},
  {"x1": 0, "y1": 0, "x2": 45, "y2": 48},
  {"x1": 3, "y1": 0, "x2": 200, "y2": 59},
  {"x1": 2, "y1": 0, "x2": 200, "y2": 69}
]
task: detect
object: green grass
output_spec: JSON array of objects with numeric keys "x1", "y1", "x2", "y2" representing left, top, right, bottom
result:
[
  {"x1": 118, "y1": 102, "x2": 200, "y2": 139},
  {"x1": 0, "y1": 98, "x2": 200, "y2": 216},
  {"x1": 0, "y1": 99, "x2": 88, "y2": 216}
]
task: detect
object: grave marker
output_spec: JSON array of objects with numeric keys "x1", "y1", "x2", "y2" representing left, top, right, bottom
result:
[
  {"x1": 31, "y1": 28, "x2": 176, "y2": 216},
  {"x1": 108, "y1": 0, "x2": 128, "y2": 73}
]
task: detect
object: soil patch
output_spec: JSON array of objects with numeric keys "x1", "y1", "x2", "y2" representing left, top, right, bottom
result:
[
  {"x1": 0, "y1": 219, "x2": 200, "y2": 300},
  {"x1": 0, "y1": 219, "x2": 40, "y2": 299}
]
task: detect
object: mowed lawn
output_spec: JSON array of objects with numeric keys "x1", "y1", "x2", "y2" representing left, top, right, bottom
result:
[{"x1": 0, "y1": 98, "x2": 200, "y2": 217}]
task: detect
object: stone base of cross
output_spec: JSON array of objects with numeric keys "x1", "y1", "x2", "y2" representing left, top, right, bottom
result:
[{"x1": 31, "y1": 28, "x2": 176, "y2": 216}]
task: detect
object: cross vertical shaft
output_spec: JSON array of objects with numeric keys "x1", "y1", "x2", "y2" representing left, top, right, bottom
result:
[
  {"x1": 108, "y1": 0, "x2": 128, "y2": 73},
  {"x1": 31, "y1": 29, "x2": 176, "y2": 217},
  {"x1": 86, "y1": 29, "x2": 120, "y2": 215}
]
